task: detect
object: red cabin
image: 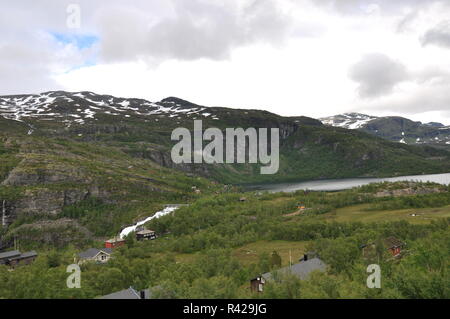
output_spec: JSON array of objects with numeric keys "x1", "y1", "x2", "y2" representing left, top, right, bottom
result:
[
  {"x1": 105, "y1": 237, "x2": 126, "y2": 249},
  {"x1": 383, "y1": 237, "x2": 405, "y2": 257}
]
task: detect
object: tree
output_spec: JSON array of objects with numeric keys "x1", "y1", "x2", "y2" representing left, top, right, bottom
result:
[
  {"x1": 270, "y1": 251, "x2": 282, "y2": 269},
  {"x1": 125, "y1": 232, "x2": 135, "y2": 248}
]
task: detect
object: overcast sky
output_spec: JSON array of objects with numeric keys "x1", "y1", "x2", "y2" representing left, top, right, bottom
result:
[{"x1": 1, "y1": 0, "x2": 450, "y2": 124}]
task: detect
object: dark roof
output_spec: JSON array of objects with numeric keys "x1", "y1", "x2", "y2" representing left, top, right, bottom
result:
[
  {"x1": 105, "y1": 238, "x2": 125, "y2": 243},
  {"x1": 383, "y1": 237, "x2": 405, "y2": 249},
  {"x1": 0, "y1": 250, "x2": 21, "y2": 260},
  {"x1": 136, "y1": 229, "x2": 155, "y2": 235},
  {"x1": 299, "y1": 251, "x2": 318, "y2": 262},
  {"x1": 8, "y1": 251, "x2": 37, "y2": 261},
  {"x1": 100, "y1": 287, "x2": 152, "y2": 299},
  {"x1": 261, "y1": 258, "x2": 326, "y2": 281},
  {"x1": 78, "y1": 248, "x2": 112, "y2": 259}
]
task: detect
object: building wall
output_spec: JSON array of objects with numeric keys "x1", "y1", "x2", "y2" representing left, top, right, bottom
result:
[
  {"x1": 95, "y1": 252, "x2": 110, "y2": 263},
  {"x1": 78, "y1": 252, "x2": 110, "y2": 265}
]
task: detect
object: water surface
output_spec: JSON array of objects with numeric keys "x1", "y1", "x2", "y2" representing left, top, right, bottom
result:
[{"x1": 245, "y1": 173, "x2": 450, "y2": 193}]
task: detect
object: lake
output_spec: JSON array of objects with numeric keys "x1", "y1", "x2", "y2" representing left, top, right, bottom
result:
[{"x1": 245, "y1": 172, "x2": 450, "y2": 193}]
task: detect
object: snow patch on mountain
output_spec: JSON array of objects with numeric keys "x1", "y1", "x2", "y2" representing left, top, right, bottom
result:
[
  {"x1": 0, "y1": 91, "x2": 217, "y2": 128},
  {"x1": 320, "y1": 113, "x2": 378, "y2": 129}
]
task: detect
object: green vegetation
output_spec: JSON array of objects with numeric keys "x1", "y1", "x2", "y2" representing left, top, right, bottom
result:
[{"x1": 0, "y1": 182, "x2": 448, "y2": 299}]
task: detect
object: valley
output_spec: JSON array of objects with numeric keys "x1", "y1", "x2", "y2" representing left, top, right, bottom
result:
[{"x1": 0, "y1": 91, "x2": 449, "y2": 299}]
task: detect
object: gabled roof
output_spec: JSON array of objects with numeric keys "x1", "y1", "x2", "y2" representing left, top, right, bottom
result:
[
  {"x1": 78, "y1": 248, "x2": 113, "y2": 259},
  {"x1": 8, "y1": 251, "x2": 37, "y2": 261},
  {"x1": 136, "y1": 229, "x2": 155, "y2": 235},
  {"x1": 383, "y1": 237, "x2": 405, "y2": 249},
  {"x1": 105, "y1": 237, "x2": 125, "y2": 243},
  {"x1": 100, "y1": 287, "x2": 152, "y2": 299},
  {"x1": 0, "y1": 250, "x2": 21, "y2": 260},
  {"x1": 261, "y1": 258, "x2": 327, "y2": 281}
]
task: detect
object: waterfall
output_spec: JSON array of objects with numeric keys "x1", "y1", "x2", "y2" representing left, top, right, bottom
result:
[{"x1": 119, "y1": 206, "x2": 179, "y2": 239}]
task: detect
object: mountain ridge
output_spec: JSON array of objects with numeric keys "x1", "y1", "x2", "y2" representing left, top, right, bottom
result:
[
  {"x1": 320, "y1": 112, "x2": 450, "y2": 146},
  {"x1": 1, "y1": 91, "x2": 449, "y2": 185}
]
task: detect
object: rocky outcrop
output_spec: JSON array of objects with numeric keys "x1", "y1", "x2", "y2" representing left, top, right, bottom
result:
[
  {"x1": 375, "y1": 187, "x2": 442, "y2": 198},
  {"x1": 2, "y1": 158, "x2": 90, "y2": 187},
  {"x1": 1, "y1": 186, "x2": 111, "y2": 227},
  {"x1": 8, "y1": 218, "x2": 93, "y2": 248}
]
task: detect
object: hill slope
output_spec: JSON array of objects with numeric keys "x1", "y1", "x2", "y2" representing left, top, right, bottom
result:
[
  {"x1": 0, "y1": 91, "x2": 449, "y2": 246},
  {"x1": 1, "y1": 92, "x2": 449, "y2": 185}
]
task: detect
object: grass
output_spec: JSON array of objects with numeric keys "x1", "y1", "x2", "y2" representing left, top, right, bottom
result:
[
  {"x1": 231, "y1": 240, "x2": 309, "y2": 267},
  {"x1": 319, "y1": 203, "x2": 450, "y2": 224},
  {"x1": 170, "y1": 240, "x2": 309, "y2": 267}
]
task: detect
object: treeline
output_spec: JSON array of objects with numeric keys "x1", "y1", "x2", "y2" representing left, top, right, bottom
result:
[
  {"x1": 0, "y1": 218, "x2": 447, "y2": 299},
  {"x1": 0, "y1": 183, "x2": 449, "y2": 299},
  {"x1": 367, "y1": 192, "x2": 450, "y2": 211}
]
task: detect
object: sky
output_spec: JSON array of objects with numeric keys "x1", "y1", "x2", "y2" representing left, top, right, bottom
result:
[{"x1": 1, "y1": 0, "x2": 450, "y2": 124}]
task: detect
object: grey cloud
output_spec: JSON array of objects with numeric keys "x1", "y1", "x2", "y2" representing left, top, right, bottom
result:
[
  {"x1": 362, "y1": 81, "x2": 450, "y2": 116},
  {"x1": 0, "y1": 42, "x2": 62, "y2": 95},
  {"x1": 97, "y1": 0, "x2": 293, "y2": 62},
  {"x1": 0, "y1": 0, "x2": 294, "y2": 94},
  {"x1": 313, "y1": 0, "x2": 439, "y2": 15},
  {"x1": 353, "y1": 66, "x2": 450, "y2": 121},
  {"x1": 349, "y1": 54, "x2": 410, "y2": 98},
  {"x1": 421, "y1": 20, "x2": 450, "y2": 49}
]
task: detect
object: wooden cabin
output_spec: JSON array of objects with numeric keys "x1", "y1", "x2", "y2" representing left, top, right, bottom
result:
[
  {"x1": 362, "y1": 237, "x2": 406, "y2": 259},
  {"x1": 250, "y1": 276, "x2": 266, "y2": 293},
  {"x1": 136, "y1": 229, "x2": 157, "y2": 241},
  {"x1": 77, "y1": 248, "x2": 112, "y2": 265},
  {"x1": 105, "y1": 237, "x2": 126, "y2": 249},
  {"x1": 383, "y1": 237, "x2": 405, "y2": 257},
  {"x1": 0, "y1": 250, "x2": 37, "y2": 268}
]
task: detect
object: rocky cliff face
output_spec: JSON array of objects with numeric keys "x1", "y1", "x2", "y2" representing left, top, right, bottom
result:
[
  {"x1": 9, "y1": 218, "x2": 93, "y2": 248},
  {"x1": 1, "y1": 185, "x2": 111, "y2": 228}
]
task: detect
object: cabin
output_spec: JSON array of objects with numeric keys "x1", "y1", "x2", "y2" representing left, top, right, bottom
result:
[
  {"x1": 100, "y1": 287, "x2": 151, "y2": 299},
  {"x1": 136, "y1": 229, "x2": 157, "y2": 241},
  {"x1": 77, "y1": 248, "x2": 112, "y2": 265},
  {"x1": 361, "y1": 237, "x2": 406, "y2": 259},
  {"x1": 299, "y1": 251, "x2": 318, "y2": 262},
  {"x1": 0, "y1": 250, "x2": 38, "y2": 268},
  {"x1": 105, "y1": 237, "x2": 126, "y2": 249},
  {"x1": 250, "y1": 275, "x2": 266, "y2": 292},
  {"x1": 100, "y1": 286, "x2": 158, "y2": 299},
  {"x1": 250, "y1": 256, "x2": 326, "y2": 292},
  {"x1": 383, "y1": 237, "x2": 405, "y2": 257}
]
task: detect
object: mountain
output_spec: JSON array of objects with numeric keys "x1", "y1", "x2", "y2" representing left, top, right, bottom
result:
[
  {"x1": 320, "y1": 113, "x2": 450, "y2": 146},
  {"x1": 1, "y1": 91, "x2": 450, "y2": 241},
  {"x1": 1, "y1": 91, "x2": 449, "y2": 183}
]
